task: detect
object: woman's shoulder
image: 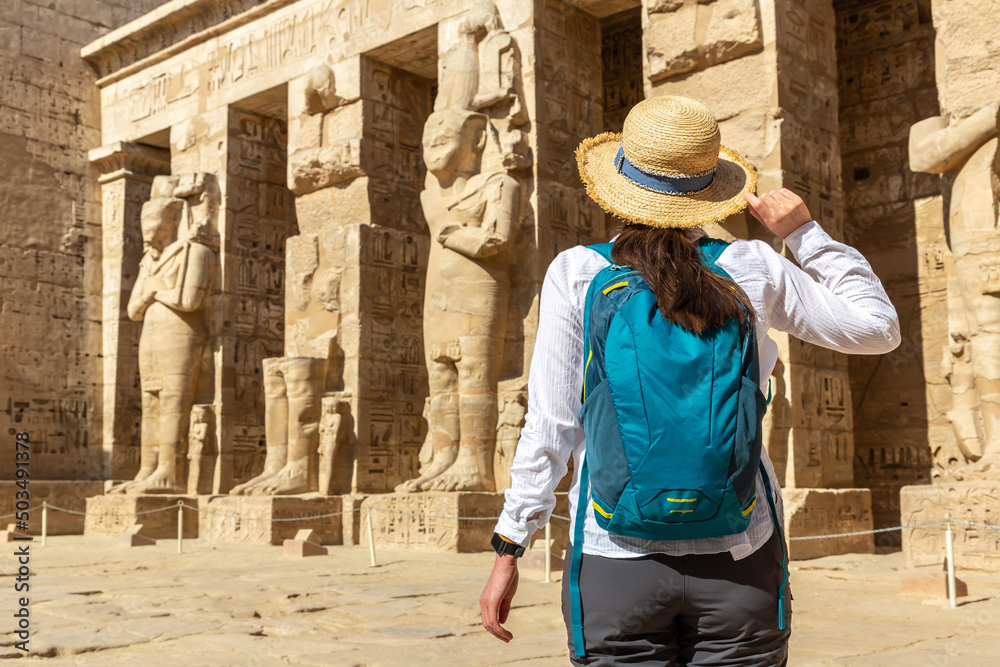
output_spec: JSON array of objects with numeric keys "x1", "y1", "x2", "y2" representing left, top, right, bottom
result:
[
  {"x1": 716, "y1": 238, "x2": 778, "y2": 282},
  {"x1": 550, "y1": 244, "x2": 611, "y2": 278},
  {"x1": 543, "y1": 245, "x2": 612, "y2": 311}
]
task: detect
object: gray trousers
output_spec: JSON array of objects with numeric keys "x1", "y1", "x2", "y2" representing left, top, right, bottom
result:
[{"x1": 561, "y1": 530, "x2": 791, "y2": 666}]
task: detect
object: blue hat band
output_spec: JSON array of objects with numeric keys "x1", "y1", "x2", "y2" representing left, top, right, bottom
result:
[{"x1": 614, "y1": 145, "x2": 716, "y2": 195}]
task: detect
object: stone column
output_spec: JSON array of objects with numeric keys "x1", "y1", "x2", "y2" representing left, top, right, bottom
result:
[
  {"x1": 643, "y1": 0, "x2": 873, "y2": 558},
  {"x1": 168, "y1": 108, "x2": 233, "y2": 494},
  {"x1": 286, "y1": 57, "x2": 369, "y2": 494},
  {"x1": 900, "y1": 0, "x2": 1000, "y2": 572},
  {"x1": 89, "y1": 142, "x2": 170, "y2": 480}
]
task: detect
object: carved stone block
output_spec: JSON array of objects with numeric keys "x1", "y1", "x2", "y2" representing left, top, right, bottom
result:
[
  {"x1": 283, "y1": 538, "x2": 328, "y2": 557},
  {"x1": 1, "y1": 528, "x2": 28, "y2": 542},
  {"x1": 901, "y1": 482, "x2": 1000, "y2": 571},
  {"x1": 118, "y1": 523, "x2": 156, "y2": 547},
  {"x1": 645, "y1": 0, "x2": 763, "y2": 83},
  {"x1": 360, "y1": 492, "x2": 506, "y2": 552},
  {"x1": 84, "y1": 495, "x2": 198, "y2": 539},
  {"x1": 0, "y1": 481, "x2": 104, "y2": 535},
  {"x1": 783, "y1": 488, "x2": 874, "y2": 560},
  {"x1": 341, "y1": 494, "x2": 368, "y2": 546},
  {"x1": 288, "y1": 140, "x2": 365, "y2": 196},
  {"x1": 202, "y1": 496, "x2": 343, "y2": 546}
]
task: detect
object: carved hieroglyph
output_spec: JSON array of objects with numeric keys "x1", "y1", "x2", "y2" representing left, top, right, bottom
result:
[
  {"x1": 110, "y1": 173, "x2": 219, "y2": 495},
  {"x1": 362, "y1": 492, "x2": 506, "y2": 551},
  {"x1": 910, "y1": 101, "x2": 1000, "y2": 477},
  {"x1": 396, "y1": 0, "x2": 524, "y2": 493},
  {"x1": 901, "y1": 482, "x2": 1000, "y2": 571}
]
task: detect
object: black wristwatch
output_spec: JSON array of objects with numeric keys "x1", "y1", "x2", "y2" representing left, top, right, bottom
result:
[{"x1": 491, "y1": 533, "x2": 525, "y2": 558}]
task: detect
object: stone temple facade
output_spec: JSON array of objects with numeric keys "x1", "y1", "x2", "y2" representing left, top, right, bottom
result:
[{"x1": 1, "y1": 0, "x2": 998, "y2": 566}]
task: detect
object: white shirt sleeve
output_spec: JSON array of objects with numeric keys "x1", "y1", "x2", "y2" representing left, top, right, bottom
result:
[
  {"x1": 494, "y1": 248, "x2": 599, "y2": 546},
  {"x1": 717, "y1": 221, "x2": 901, "y2": 354}
]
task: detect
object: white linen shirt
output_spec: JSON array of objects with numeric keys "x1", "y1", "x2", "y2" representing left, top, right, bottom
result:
[{"x1": 494, "y1": 221, "x2": 901, "y2": 560}]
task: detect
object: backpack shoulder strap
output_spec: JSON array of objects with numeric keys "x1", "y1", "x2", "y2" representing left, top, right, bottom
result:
[
  {"x1": 696, "y1": 236, "x2": 732, "y2": 269},
  {"x1": 586, "y1": 242, "x2": 614, "y2": 263},
  {"x1": 760, "y1": 460, "x2": 788, "y2": 631}
]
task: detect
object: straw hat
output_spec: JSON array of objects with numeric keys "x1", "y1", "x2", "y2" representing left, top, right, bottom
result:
[{"x1": 576, "y1": 96, "x2": 757, "y2": 228}]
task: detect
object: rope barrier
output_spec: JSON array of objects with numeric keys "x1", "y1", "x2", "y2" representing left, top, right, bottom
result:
[
  {"x1": 367, "y1": 507, "x2": 501, "y2": 521},
  {"x1": 786, "y1": 519, "x2": 954, "y2": 541},
  {"x1": 0, "y1": 504, "x2": 43, "y2": 520},
  {"x1": 180, "y1": 503, "x2": 358, "y2": 522},
  {"x1": 20, "y1": 503, "x2": 1000, "y2": 538},
  {"x1": 945, "y1": 518, "x2": 1000, "y2": 530}
]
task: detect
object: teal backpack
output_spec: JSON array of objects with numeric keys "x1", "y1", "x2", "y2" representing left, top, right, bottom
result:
[{"x1": 568, "y1": 239, "x2": 786, "y2": 658}]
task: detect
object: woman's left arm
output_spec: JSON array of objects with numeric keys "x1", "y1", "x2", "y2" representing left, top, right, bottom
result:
[{"x1": 481, "y1": 249, "x2": 591, "y2": 641}]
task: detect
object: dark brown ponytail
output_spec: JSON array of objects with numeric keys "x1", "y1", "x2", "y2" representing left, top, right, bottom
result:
[{"x1": 610, "y1": 225, "x2": 754, "y2": 334}]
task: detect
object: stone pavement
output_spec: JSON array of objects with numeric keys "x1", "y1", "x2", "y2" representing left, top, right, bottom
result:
[{"x1": 2, "y1": 536, "x2": 999, "y2": 665}]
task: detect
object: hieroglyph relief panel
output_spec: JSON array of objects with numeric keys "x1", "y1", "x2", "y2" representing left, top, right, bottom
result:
[
  {"x1": 227, "y1": 110, "x2": 299, "y2": 485},
  {"x1": 902, "y1": 483, "x2": 1000, "y2": 571},
  {"x1": 836, "y1": 0, "x2": 943, "y2": 537},
  {"x1": 100, "y1": 179, "x2": 149, "y2": 479},
  {"x1": 88, "y1": 0, "x2": 473, "y2": 145},
  {"x1": 601, "y1": 9, "x2": 643, "y2": 134},
  {"x1": 535, "y1": 0, "x2": 605, "y2": 256},
  {"x1": 353, "y1": 60, "x2": 434, "y2": 493}
]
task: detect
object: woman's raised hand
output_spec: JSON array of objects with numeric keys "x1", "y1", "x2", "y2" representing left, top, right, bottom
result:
[{"x1": 743, "y1": 188, "x2": 813, "y2": 239}]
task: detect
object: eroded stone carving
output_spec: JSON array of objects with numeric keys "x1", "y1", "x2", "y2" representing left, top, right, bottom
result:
[
  {"x1": 493, "y1": 388, "x2": 527, "y2": 494},
  {"x1": 437, "y1": 0, "x2": 530, "y2": 170},
  {"x1": 304, "y1": 64, "x2": 342, "y2": 115},
  {"x1": 644, "y1": 0, "x2": 763, "y2": 83},
  {"x1": 901, "y1": 482, "x2": 1000, "y2": 571},
  {"x1": 394, "y1": 108, "x2": 519, "y2": 493},
  {"x1": 910, "y1": 101, "x2": 1000, "y2": 478},
  {"x1": 318, "y1": 396, "x2": 353, "y2": 495},
  {"x1": 231, "y1": 357, "x2": 327, "y2": 495},
  {"x1": 230, "y1": 230, "x2": 350, "y2": 496},
  {"x1": 186, "y1": 404, "x2": 214, "y2": 495},
  {"x1": 111, "y1": 173, "x2": 219, "y2": 495},
  {"x1": 396, "y1": 1, "x2": 524, "y2": 492},
  {"x1": 288, "y1": 139, "x2": 365, "y2": 195}
]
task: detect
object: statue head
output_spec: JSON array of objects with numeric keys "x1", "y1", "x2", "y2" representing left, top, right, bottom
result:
[
  {"x1": 460, "y1": 0, "x2": 501, "y2": 36},
  {"x1": 144, "y1": 173, "x2": 221, "y2": 254},
  {"x1": 140, "y1": 196, "x2": 185, "y2": 258},
  {"x1": 422, "y1": 109, "x2": 488, "y2": 181}
]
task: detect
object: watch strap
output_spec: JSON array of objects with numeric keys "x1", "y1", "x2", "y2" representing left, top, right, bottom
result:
[{"x1": 491, "y1": 533, "x2": 525, "y2": 558}]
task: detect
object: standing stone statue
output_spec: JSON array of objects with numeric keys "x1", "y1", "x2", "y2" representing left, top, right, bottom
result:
[
  {"x1": 112, "y1": 173, "x2": 219, "y2": 494},
  {"x1": 395, "y1": 1, "x2": 525, "y2": 493},
  {"x1": 230, "y1": 357, "x2": 327, "y2": 495},
  {"x1": 185, "y1": 404, "x2": 214, "y2": 494},
  {"x1": 318, "y1": 396, "x2": 352, "y2": 495},
  {"x1": 911, "y1": 101, "x2": 1000, "y2": 477},
  {"x1": 396, "y1": 107, "x2": 520, "y2": 492}
]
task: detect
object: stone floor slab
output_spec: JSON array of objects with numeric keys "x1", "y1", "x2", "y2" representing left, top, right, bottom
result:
[{"x1": 1, "y1": 536, "x2": 998, "y2": 665}]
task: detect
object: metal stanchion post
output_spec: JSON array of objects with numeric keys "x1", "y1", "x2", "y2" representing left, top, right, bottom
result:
[
  {"x1": 366, "y1": 512, "x2": 377, "y2": 567},
  {"x1": 177, "y1": 501, "x2": 184, "y2": 555},
  {"x1": 544, "y1": 521, "x2": 552, "y2": 584},
  {"x1": 945, "y1": 513, "x2": 956, "y2": 608},
  {"x1": 41, "y1": 501, "x2": 47, "y2": 547}
]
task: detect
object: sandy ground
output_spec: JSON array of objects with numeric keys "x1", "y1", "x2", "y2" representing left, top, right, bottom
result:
[{"x1": 2, "y1": 536, "x2": 998, "y2": 666}]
